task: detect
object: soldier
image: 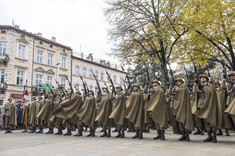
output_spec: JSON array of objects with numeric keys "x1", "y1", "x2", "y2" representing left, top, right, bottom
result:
[
  {"x1": 21, "y1": 99, "x2": 30, "y2": 133},
  {"x1": 51, "y1": 94, "x2": 63, "y2": 135},
  {"x1": 37, "y1": 94, "x2": 54, "y2": 134},
  {"x1": 145, "y1": 80, "x2": 168, "y2": 140},
  {"x1": 193, "y1": 74, "x2": 221, "y2": 143},
  {"x1": 123, "y1": 83, "x2": 145, "y2": 139},
  {"x1": 76, "y1": 90, "x2": 97, "y2": 137},
  {"x1": 35, "y1": 96, "x2": 44, "y2": 134},
  {"x1": 214, "y1": 81, "x2": 233, "y2": 136},
  {"x1": 167, "y1": 78, "x2": 194, "y2": 141},
  {"x1": 28, "y1": 96, "x2": 37, "y2": 133},
  {"x1": 1, "y1": 97, "x2": 17, "y2": 133},
  {"x1": 223, "y1": 71, "x2": 235, "y2": 129},
  {"x1": 95, "y1": 87, "x2": 114, "y2": 137},
  {"x1": 109, "y1": 86, "x2": 128, "y2": 138}
]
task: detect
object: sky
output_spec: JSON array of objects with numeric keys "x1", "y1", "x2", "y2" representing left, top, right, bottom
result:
[{"x1": 0, "y1": 0, "x2": 117, "y2": 61}]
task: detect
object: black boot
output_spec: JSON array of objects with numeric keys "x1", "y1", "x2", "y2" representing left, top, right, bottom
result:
[
  {"x1": 55, "y1": 128, "x2": 60, "y2": 135},
  {"x1": 160, "y1": 130, "x2": 165, "y2": 140},
  {"x1": 8, "y1": 128, "x2": 12, "y2": 133},
  {"x1": 86, "y1": 129, "x2": 92, "y2": 137},
  {"x1": 100, "y1": 128, "x2": 104, "y2": 132},
  {"x1": 91, "y1": 129, "x2": 95, "y2": 137},
  {"x1": 212, "y1": 131, "x2": 217, "y2": 143},
  {"x1": 132, "y1": 130, "x2": 139, "y2": 139},
  {"x1": 225, "y1": 129, "x2": 230, "y2": 136},
  {"x1": 64, "y1": 128, "x2": 69, "y2": 136},
  {"x1": 193, "y1": 127, "x2": 201, "y2": 135},
  {"x1": 145, "y1": 127, "x2": 150, "y2": 133},
  {"x1": 115, "y1": 130, "x2": 121, "y2": 138},
  {"x1": 5, "y1": 128, "x2": 9, "y2": 134},
  {"x1": 112, "y1": 128, "x2": 117, "y2": 132},
  {"x1": 139, "y1": 130, "x2": 143, "y2": 139},
  {"x1": 216, "y1": 129, "x2": 223, "y2": 135},
  {"x1": 179, "y1": 131, "x2": 186, "y2": 141},
  {"x1": 37, "y1": 127, "x2": 43, "y2": 134},
  {"x1": 120, "y1": 130, "x2": 125, "y2": 138},
  {"x1": 106, "y1": 129, "x2": 111, "y2": 137},
  {"x1": 67, "y1": 128, "x2": 72, "y2": 136},
  {"x1": 29, "y1": 127, "x2": 36, "y2": 133},
  {"x1": 100, "y1": 129, "x2": 107, "y2": 137},
  {"x1": 204, "y1": 131, "x2": 212, "y2": 142},
  {"x1": 84, "y1": 127, "x2": 88, "y2": 132},
  {"x1": 200, "y1": 130, "x2": 204, "y2": 135},
  {"x1": 49, "y1": 128, "x2": 54, "y2": 134},
  {"x1": 153, "y1": 130, "x2": 161, "y2": 140},
  {"x1": 185, "y1": 131, "x2": 190, "y2": 141}
]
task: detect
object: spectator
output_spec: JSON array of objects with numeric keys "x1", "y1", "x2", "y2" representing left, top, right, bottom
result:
[{"x1": 17, "y1": 104, "x2": 23, "y2": 130}]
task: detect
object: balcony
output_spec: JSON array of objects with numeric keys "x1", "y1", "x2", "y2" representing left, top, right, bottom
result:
[
  {"x1": 0, "y1": 54, "x2": 10, "y2": 66},
  {"x1": 0, "y1": 82, "x2": 7, "y2": 93}
]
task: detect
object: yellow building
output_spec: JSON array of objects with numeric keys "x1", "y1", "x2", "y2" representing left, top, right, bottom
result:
[{"x1": 0, "y1": 25, "x2": 72, "y2": 106}]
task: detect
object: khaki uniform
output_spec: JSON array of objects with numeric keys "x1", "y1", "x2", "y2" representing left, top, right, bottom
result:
[{"x1": 1, "y1": 102, "x2": 17, "y2": 129}]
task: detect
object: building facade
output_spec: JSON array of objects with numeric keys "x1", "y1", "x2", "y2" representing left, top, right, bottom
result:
[
  {"x1": 72, "y1": 53, "x2": 126, "y2": 95},
  {"x1": 0, "y1": 25, "x2": 72, "y2": 106}
]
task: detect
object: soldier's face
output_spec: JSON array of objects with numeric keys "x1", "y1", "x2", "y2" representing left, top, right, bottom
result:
[
  {"x1": 153, "y1": 82, "x2": 158, "y2": 87},
  {"x1": 176, "y1": 81, "x2": 182, "y2": 86},
  {"x1": 134, "y1": 86, "x2": 139, "y2": 91},
  {"x1": 89, "y1": 91, "x2": 93, "y2": 96},
  {"x1": 215, "y1": 84, "x2": 220, "y2": 88},
  {"x1": 9, "y1": 99, "x2": 13, "y2": 103},
  {"x1": 117, "y1": 88, "x2": 121, "y2": 92},
  {"x1": 103, "y1": 89, "x2": 107, "y2": 93},
  {"x1": 230, "y1": 75, "x2": 235, "y2": 80},
  {"x1": 200, "y1": 77, "x2": 208, "y2": 83}
]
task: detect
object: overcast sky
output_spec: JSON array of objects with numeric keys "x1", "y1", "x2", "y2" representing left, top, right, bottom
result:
[{"x1": 0, "y1": 0, "x2": 117, "y2": 61}]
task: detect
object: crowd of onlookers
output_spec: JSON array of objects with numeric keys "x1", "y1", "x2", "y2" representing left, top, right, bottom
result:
[{"x1": 0, "y1": 101, "x2": 25, "y2": 131}]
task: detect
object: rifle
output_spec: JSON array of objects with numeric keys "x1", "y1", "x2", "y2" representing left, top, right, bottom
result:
[
  {"x1": 92, "y1": 71, "x2": 102, "y2": 98},
  {"x1": 65, "y1": 75, "x2": 74, "y2": 95},
  {"x1": 103, "y1": 81, "x2": 109, "y2": 89},
  {"x1": 74, "y1": 84, "x2": 79, "y2": 92},
  {"x1": 183, "y1": 65, "x2": 192, "y2": 90},
  {"x1": 190, "y1": 56, "x2": 200, "y2": 84},
  {"x1": 167, "y1": 62, "x2": 175, "y2": 86},
  {"x1": 105, "y1": 70, "x2": 118, "y2": 94},
  {"x1": 45, "y1": 82, "x2": 56, "y2": 99},
  {"x1": 126, "y1": 74, "x2": 134, "y2": 93},
  {"x1": 54, "y1": 78, "x2": 66, "y2": 98},
  {"x1": 79, "y1": 75, "x2": 88, "y2": 97},
  {"x1": 144, "y1": 65, "x2": 153, "y2": 88},
  {"x1": 38, "y1": 84, "x2": 48, "y2": 103}
]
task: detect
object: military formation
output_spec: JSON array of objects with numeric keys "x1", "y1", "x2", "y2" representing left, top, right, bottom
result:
[{"x1": 1, "y1": 70, "x2": 235, "y2": 144}]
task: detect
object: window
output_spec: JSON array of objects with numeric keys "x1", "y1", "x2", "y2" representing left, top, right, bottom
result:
[
  {"x1": 95, "y1": 70, "x2": 99, "y2": 79},
  {"x1": 100, "y1": 72, "x2": 104, "y2": 81},
  {"x1": 61, "y1": 77, "x2": 66, "y2": 88},
  {"x1": 82, "y1": 68, "x2": 86, "y2": 77},
  {"x1": 114, "y1": 75, "x2": 117, "y2": 83},
  {"x1": 17, "y1": 44, "x2": 26, "y2": 59},
  {"x1": 16, "y1": 70, "x2": 24, "y2": 85},
  {"x1": 120, "y1": 77, "x2": 123, "y2": 85},
  {"x1": 35, "y1": 74, "x2": 43, "y2": 87},
  {"x1": 75, "y1": 66, "x2": 79, "y2": 75},
  {"x1": 0, "y1": 70, "x2": 5, "y2": 83},
  {"x1": 89, "y1": 69, "x2": 93, "y2": 78},
  {"x1": 61, "y1": 57, "x2": 66, "y2": 69},
  {"x1": 37, "y1": 50, "x2": 43, "y2": 64},
  {"x1": 47, "y1": 76, "x2": 53, "y2": 85},
  {"x1": 0, "y1": 42, "x2": 6, "y2": 56},
  {"x1": 48, "y1": 53, "x2": 53, "y2": 66}
]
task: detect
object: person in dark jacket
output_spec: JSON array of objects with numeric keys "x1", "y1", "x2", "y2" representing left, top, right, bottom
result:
[{"x1": 17, "y1": 104, "x2": 23, "y2": 130}]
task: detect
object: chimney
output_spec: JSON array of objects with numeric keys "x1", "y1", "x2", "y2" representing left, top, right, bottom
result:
[
  {"x1": 37, "y1": 33, "x2": 42, "y2": 37},
  {"x1": 100, "y1": 59, "x2": 106, "y2": 65},
  {"x1": 51, "y1": 36, "x2": 56, "y2": 41},
  {"x1": 106, "y1": 62, "x2": 110, "y2": 67},
  {"x1": 87, "y1": 53, "x2": 93, "y2": 61}
]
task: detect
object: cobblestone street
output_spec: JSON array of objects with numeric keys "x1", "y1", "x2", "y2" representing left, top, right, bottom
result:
[{"x1": 0, "y1": 128, "x2": 234, "y2": 156}]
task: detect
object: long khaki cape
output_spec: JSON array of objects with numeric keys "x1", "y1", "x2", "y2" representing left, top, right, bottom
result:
[
  {"x1": 37, "y1": 99, "x2": 53, "y2": 123},
  {"x1": 145, "y1": 88, "x2": 168, "y2": 129},
  {"x1": 173, "y1": 86, "x2": 194, "y2": 131},
  {"x1": 29, "y1": 101, "x2": 37, "y2": 127},
  {"x1": 194, "y1": 84, "x2": 222, "y2": 128},
  {"x1": 76, "y1": 96, "x2": 97, "y2": 128},
  {"x1": 123, "y1": 90, "x2": 145, "y2": 130}
]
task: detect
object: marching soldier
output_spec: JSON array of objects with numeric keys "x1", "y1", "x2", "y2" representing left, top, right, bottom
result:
[
  {"x1": 145, "y1": 80, "x2": 168, "y2": 140},
  {"x1": 76, "y1": 90, "x2": 97, "y2": 137},
  {"x1": 193, "y1": 74, "x2": 222, "y2": 143},
  {"x1": 28, "y1": 96, "x2": 37, "y2": 133},
  {"x1": 21, "y1": 99, "x2": 30, "y2": 133},
  {"x1": 95, "y1": 87, "x2": 114, "y2": 137},
  {"x1": 109, "y1": 86, "x2": 128, "y2": 138},
  {"x1": 51, "y1": 94, "x2": 63, "y2": 135},
  {"x1": 1, "y1": 97, "x2": 17, "y2": 133},
  {"x1": 123, "y1": 83, "x2": 145, "y2": 139},
  {"x1": 35, "y1": 96, "x2": 44, "y2": 133},
  {"x1": 223, "y1": 71, "x2": 235, "y2": 129},
  {"x1": 168, "y1": 78, "x2": 194, "y2": 141},
  {"x1": 214, "y1": 81, "x2": 234, "y2": 136}
]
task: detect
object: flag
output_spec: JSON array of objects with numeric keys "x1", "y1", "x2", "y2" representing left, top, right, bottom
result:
[{"x1": 22, "y1": 85, "x2": 29, "y2": 102}]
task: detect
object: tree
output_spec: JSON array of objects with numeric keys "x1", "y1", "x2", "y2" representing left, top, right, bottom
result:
[{"x1": 105, "y1": 0, "x2": 190, "y2": 86}]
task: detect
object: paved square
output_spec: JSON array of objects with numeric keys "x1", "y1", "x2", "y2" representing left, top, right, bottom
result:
[{"x1": 0, "y1": 128, "x2": 234, "y2": 156}]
